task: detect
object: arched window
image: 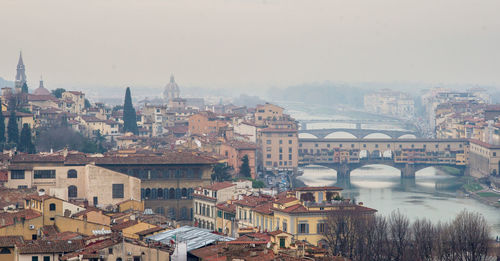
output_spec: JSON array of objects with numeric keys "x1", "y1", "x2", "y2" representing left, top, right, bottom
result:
[
  {"x1": 157, "y1": 188, "x2": 163, "y2": 199},
  {"x1": 141, "y1": 188, "x2": 145, "y2": 200},
  {"x1": 181, "y1": 188, "x2": 187, "y2": 198},
  {"x1": 116, "y1": 258, "x2": 122, "y2": 261},
  {"x1": 188, "y1": 188, "x2": 194, "y2": 199},
  {"x1": 169, "y1": 188, "x2": 175, "y2": 199},
  {"x1": 0, "y1": 248, "x2": 11, "y2": 254},
  {"x1": 151, "y1": 188, "x2": 157, "y2": 199},
  {"x1": 145, "y1": 188, "x2": 151, "y2": 199},
  {"x1": 168, "y1": 208, "x2": 176, "y2": 220},
  {"x1": 49, "y1": 203, "x2": 56, "y2": 211},
  {"x1": 67, "y1": 169, "x2": 77, "y2": 178},
  {"x1": 164, "y1": 188, "x2": 169, "y2": 199},
  {"x1": 68, "y1": 185, "x2": 77, "y2": 198},
  {"x1": 175, "y1": 188, "x2": 181, "y2": 199},
  {"x1": 181, "y1": 207, "x2": 188, "y2": 220},
  {"x1": 156, "y1": 207, "x2": 165, "y2": 215}
]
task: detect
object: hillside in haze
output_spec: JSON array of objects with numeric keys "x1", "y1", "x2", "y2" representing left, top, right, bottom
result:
[{"x1": 0, "y1": 77, "x2": 13, "y2": 88}]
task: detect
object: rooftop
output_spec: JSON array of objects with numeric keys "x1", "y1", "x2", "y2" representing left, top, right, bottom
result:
[{"x1": 146, "y1": 226, "x2": 234, "y2": 251}]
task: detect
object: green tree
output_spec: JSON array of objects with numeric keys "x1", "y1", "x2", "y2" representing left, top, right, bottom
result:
[
  {"x1": 122, "y1": 87, "x2": 138, "y2": 134},
  {"x1": 239, "y1": 155, "x2": 251, "y2": 178},
  {"x1": 211, "y1": 163, "x2": 232, "y2": 182},
  {"x1": 51, "y1": 88, "x2": 66, "y2": 98},
  {"x1": 252, "y1": 179, "x2": 265, "y2": 188},
  {"x1": 84, "y1": 98, "x2": 91, "y2": 109},
  {"x1": 21, "y1": 82, "x2": 28, "y2": 94},
  {"x1": 19, "y1": 123, "x2": 35, "y2": 153},
  {"x1": 7, "y1": 110, "x2": 18, "y2": 144},
  {"x1": 0, "y1": 110, "x2": 5, "y2": 144}
]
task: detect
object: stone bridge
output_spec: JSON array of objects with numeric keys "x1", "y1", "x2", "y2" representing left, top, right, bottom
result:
[
  {"x1": 298, "y1": 138, "x2": 469, "y2": 178},
  {"x1": 302, "y1": 160, "x2": 468, "y2": 179},
  {"x1": 299, "y1": 128, "x2": 417, "y2": 139}
]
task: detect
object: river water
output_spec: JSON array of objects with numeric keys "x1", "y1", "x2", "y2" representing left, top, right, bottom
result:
[
  {"x1": 280, "y1": 102, "x2": 500, "y2": 236},
  {"x1": 297, "y1": 165, "x2": 500, "y2": 236}
]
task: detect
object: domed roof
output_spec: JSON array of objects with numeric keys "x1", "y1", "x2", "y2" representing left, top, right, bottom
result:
[
  {"x1": 163, "y1": 74, "x2": 180, "y2": 100},
  {"x1": 164, "y1": 74, "x2": 180, "y2": 92},
  {"x1": 34, "y1": 78, "x2": 51, "y2": 95}
]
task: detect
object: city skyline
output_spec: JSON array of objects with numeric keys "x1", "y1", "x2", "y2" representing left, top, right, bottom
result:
[{"x1": 1, "y1": 0, "x2": 500, "y2": 91}]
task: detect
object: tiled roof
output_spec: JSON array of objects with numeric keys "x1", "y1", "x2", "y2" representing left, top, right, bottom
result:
[
  {"x1": 203, "y1": 182, "x2": 235, "y2": 191},
  {"x1": 0, "y1": 236, "x2": 23, "y2": 247},
  {"x1": 0, "y1": 209, "x2": 42, "y2": 227},
  {"x1": 216, "y1": 202, "x2": 236, "y2": 213},
  {"x1": 135, "y1": 226, "x2": 165, "y2": 236},
  {"x1": 18, "y1": 239, "x2": 85, "y2": 254},
  {"x1": 274, "y1": 196, "x2": 298, "y2": 204},
  {"x1": 253, "y1": 202, "x2": 273, "y2": 215},
  {"x1": 234, "y1": 195, "x2": 271, "y2": 208},
  {"x1": 111, "y1": 220, "x2": 138, "y2": 231}
]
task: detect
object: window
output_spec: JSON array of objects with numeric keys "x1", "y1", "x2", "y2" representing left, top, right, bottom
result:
[
  {"x1": 266, "y1": 140, "x2": 271, "y2": 145},
  {"x1": 267, "y1": 154, "x2": 271, "y2": 159},
  {"x1": 298, "y1": 223, "x2": 309, "y2": 234},
  {"x1": 0, "y1": 248, "x2": 11, "y2": 254},
  {"x1": 32, "y1": 257, "x2": 38, "y2": 261},
  {"x1": 217, "y1": 210, "x2": 222, "y2": 218},
  {"x1": 112, "y1": 184, "x2": 124, "y2": 199},
  {"x1": 317, "y1": 223, "x2": 326, "y2": 233},
  {"x1": 282, "y1": 221, "x2": 287, "y2": 232},
  {"x1": 279, "y1": 140, "x2": 283, "y2": 144},
  {"x1": 34, "y1": 170, "x2": 55, "y2": 179},
  {"x1": 68, "y1": 186, "x2": 78, "y2": 198},
  {"x1": 494, "y1": 152, "x2": 497, "y2": 157},
  {"x1": 288, "y1": 140, "x2": 292, "y2": 144},
  {"x1": 67, "y1": 169, "x2": 77, "y2": 178},
  {"x1": 11, "y1": 170, "x2": 25, "y2": 179},
  {"x1": 93, "y1": 197, "x2": 98, "y2": 206},
  {"x1": 108, "y1": 248, "x2": 113, "y2": 254},
  {"x1": 49, "y1": 203, "x2": 56, "y2": 211},
  {"x1": 43, "y1": 257, "x2": 50, "y2": 261}
]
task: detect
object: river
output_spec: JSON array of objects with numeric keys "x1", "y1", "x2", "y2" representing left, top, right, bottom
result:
[
  {"x1": 297, "y1": 165, "x2": 500, "y2": 237},
  {"x1": 279, "y1": 102, "x2": 500, "y2": 237}
]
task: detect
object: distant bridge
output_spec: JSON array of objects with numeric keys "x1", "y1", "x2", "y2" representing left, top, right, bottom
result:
[
  {"x1": 298, "y1": 138, "x2": 469, "y2": 178},
  {"x1": 299, "y1": 128, "x2": 417, "y2": 139}
]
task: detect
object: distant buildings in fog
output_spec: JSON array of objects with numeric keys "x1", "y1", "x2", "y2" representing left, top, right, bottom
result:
[{"x1": 364, "y1": 89, "x2": 415, "y2": 119}]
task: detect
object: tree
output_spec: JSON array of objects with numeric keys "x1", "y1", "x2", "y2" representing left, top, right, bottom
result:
[
  {"x1": 239, "y1": 155, "x2": 251, "y2": 178},
  {"x1": 7, "y1": 110, "x2": 18, "y2": 144},
  {"x1": 122, "y1": 87, "x2": 138, "y2": 134},
  {"x1": 0, "y1": 110, "x2": 5, "y2": 144},
  {"x1": 252, "y1": 179, "x2": 265, "y2": 188},
  {"x1": 21, "y1": 82, "x2": 28, "y2": 93},
  {"x1": 51, "y1": 88, "x2": 66, "y2": 98},
  {"x1": 19, "y1": 123, "x2": 35, "y2": 153},
  {"x1": 84, "y1": 98, "x2": 91, "y2": 109},
  {"x1": 211, "y1": 163, "x2": 232, "y2": 182}
]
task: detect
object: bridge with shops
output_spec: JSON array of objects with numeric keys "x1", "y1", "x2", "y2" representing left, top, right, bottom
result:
[
  {"x1": 299, "y1": 128, "x2": 417, "y2": 139},
  {"x1": 298, "y1": 138, "x2": 469, "y2": 178}
]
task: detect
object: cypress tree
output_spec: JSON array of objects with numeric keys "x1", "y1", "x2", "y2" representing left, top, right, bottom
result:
[
  {"x1": 123, "y1": 87, "x2": 138, "y2": 134},
  {"x1": 19, "y1": 123, "x2": 35, "y2": 153},
  {"x1": 0, "y1": 110, "x2": 5, "y2": 143},
  {"x1": 7, "y1": 110, "x2": 19, "y2": 144},
  {"x1": 21, "y1": 82, "x2": 28, "y2": 93},
  {"x1": 239, "y1": 155, "x2": 252, "y2": 178}
]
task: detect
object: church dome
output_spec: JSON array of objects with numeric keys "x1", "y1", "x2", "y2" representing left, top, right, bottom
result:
[
  {"x1": 163, "y1": 74, "x2": 180, "y2": 101},
  {"x1": 34, "y1": 78, "x2": 50, "y2": 95}
]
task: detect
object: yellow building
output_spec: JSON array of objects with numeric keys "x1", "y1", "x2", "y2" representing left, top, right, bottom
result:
[
  {"x1": 272, "y1": 197, "x2": 376, "y2": 247},
  {"x1": 116, "y1": 199, "x2": 144, "y2": 212},
  {"x1": 215, "y1": 202, "x2": 236, "y2": 237},
  {"x1": 72, "y1": 208, "x2": 111, "y2": 226},
  {"x1": 54, "y1": 215, "x2": 110, "y2": 236},
  {"x1": 0, "y1": 236, "x2": 23, "y2": 261},
  {"x1": 0, "y1": 210, "x2": 43, "y2": 240}
]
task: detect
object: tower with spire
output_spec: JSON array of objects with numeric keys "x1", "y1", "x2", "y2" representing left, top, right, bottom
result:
[
  {"x1": 163, "y1": 74, "x2": 180, "y2": 102},
  {"x1": 15, "y1": 51, "x2": 27, "y2": 93}
]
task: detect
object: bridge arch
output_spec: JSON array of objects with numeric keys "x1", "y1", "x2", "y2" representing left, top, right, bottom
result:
[
  {"x1": 298, "y1": 133, "x2": 318, "y2": 139},
  {"x1": 325, "y1": 131, "x2": 357, "y2": 139},
  {"x1": 363, "y1": 133, "x2": 392, "y2": 139},
  {"x1": 398, "y1": 134, "x2": 417, "y2": 139}
]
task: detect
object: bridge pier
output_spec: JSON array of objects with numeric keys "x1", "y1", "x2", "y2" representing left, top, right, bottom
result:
[
  {"x1": 336, "y1": 163, "x2": 351, "y2": 179},
  {"x1": 401, "y1": 164, "x2": 416, "y2": 178}
]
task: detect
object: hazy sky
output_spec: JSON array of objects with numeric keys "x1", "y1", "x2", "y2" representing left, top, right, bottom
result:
[{"x1": 1, "y1": 0, "x2": 500, "y2": 91}]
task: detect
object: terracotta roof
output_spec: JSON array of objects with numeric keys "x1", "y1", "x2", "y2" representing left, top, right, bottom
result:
[
  {"x1": 253, "y1": 202, "x2": 273, "y2": 215},
  {"x1": 0, "y1": 236, "x2": 23, "y2": 247},
  {"x1": 225, "y1": 140, "x2": 258, "y2": 150},
  {"x1": 274, "y1": 196, "x2": 298, "y2": 204},
  {"x1": 234, "y1": 195, "x2": 271, "y2": 208},
  {"x1": 0, "y1": 209, "x2": 42, "y2": 228},
  {"x1": 24, "y1": 193, "x2": 55, "y2": 201},
  {"x1": 216, "y1": 202, "x2": 236, "y2": 213},
  {"x1": 72, "y1": 207, "x2": 102, "y2": 217},
  {"x1": 111, "y1": 220, "x2": 138, "y2": 231},
  {"x1": 258, "y1": 128, "x2": 297, "y2": 133},
  {"x1": 295, "y1": 186, "x2": 343, "y2": 191},
  {"x1": 18, "y1": 239, "x2": 84, "y2": 254},
  {"x1": 11, "y1": 154, "x2": 64, "y2": 163},
  {"x1": 0, "y1": 170, "x2": 8, "y2": 182},
  {"x1": 203, "y1": 182, "x2": 235, "y2": 191}
]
